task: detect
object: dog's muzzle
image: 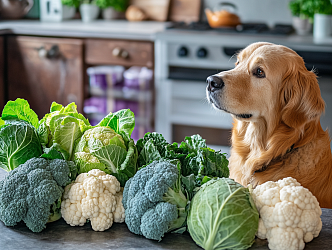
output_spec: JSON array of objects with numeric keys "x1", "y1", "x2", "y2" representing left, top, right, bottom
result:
[{"x1": 206, "y1": 75, "x2": 224, "y2": 92}]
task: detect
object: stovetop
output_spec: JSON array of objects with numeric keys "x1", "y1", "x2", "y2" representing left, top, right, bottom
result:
[{"x1": 166, "y1": 22, "x2": 295, "y2": 36}]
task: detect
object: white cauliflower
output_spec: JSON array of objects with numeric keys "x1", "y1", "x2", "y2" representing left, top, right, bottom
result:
[
  {"x1": 61, "y1": 169, "x2": 125, "y2": 231},
  {"x1": 251, "y1": 177, "x2": 322, "y2": 250}
]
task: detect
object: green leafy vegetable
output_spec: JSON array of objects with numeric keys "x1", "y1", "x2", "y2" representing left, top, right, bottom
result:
[
  {"x1": 0, "y1": 120, "x2": 42, "y2": 171},
  {"x1": 187, "y1": 178, "x2": 259, "y2": 250},
  {"x1": 74, "y1": 110, "x2": 138, "y2": 186},
  {"x1": 38, "y1": 102, "x2": 91, "y2": 160},
  {"x1": 136, "y1": 132, "x2": 229, "y2": 198},
  {"x1": 97, "y1": 109, "x2": 135, "y2": 144},
  {"x1": 1, "y1": 98, "x2": 39, "y2": 129}
]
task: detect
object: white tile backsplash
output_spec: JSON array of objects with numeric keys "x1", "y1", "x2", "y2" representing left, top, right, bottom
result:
[{"x1": 202, "y1": 0, "x2": 293, "y2": 26}]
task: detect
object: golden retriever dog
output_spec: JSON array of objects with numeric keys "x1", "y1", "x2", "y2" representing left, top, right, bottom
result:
[{"x1": 206, "y1": 42, "x2": 332, "y2": 208}]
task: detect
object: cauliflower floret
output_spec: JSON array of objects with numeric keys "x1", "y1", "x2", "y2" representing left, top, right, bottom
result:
[
  {"x1": 252, "y1": 177, "x2": 322, "y2": 250},
  {"x1": 61, "y1": 169, "x2": 125, "y2": 231},
  {"x1": 113, "y1": 189, "x2": 125, "y2": 223}
]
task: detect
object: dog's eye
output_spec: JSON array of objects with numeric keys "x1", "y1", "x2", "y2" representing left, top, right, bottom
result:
[{"x1": 254, "y1": 67, "x2": 265, "y2": 78}]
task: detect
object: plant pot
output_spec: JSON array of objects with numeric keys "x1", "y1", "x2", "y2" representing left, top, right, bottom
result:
[
  {"x1": 292, "y1": 17, "x2": 312, "y2": 35},
  {"x1": 40, "y1": 0, "x2": 76, "y2": 22},
  {"x1": 313, "y1": 13, "x2": 332, "y2": 39},
  {"x1": 80, "y1": 3, "x2": 100, "y2": 22},
  {"x1": 62, "y1": 5, "x2": 76, "y2": 19},
  {"x1": 102, "y1": 7, "x2": 124, "y2": 20}
]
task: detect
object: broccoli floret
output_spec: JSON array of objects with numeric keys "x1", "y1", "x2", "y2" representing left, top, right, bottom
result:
[
  {"x1": 0, "y1": 157, "x2": 73, "y2": 232},
  {"x1": 140, "y1": 202, "x2": 178, "y2": 240},
  {"x1": 123, "y1": 160, "x2": 188, "y2": 241}
]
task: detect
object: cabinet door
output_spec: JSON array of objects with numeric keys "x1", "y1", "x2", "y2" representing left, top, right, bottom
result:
[
  {"x1": 7, "y1": 36, "x2": 84, "y2": 118},
  {"x1": 0, "y1": 37, "x2": 4, "y2": 110}
]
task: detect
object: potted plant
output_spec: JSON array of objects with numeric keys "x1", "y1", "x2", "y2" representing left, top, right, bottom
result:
[
  {"x1": 79, "y1": 0, "x2": 100, "y2": 22},
  {"x1": 289, "y1": 0, "x2": 314, "y2": 35},
  {"x1": 95, "y1": 0, "x2": 128, "y2": 20},
  {"x1": 311, "y1": 0, "x2": 332, "y2": 39}
]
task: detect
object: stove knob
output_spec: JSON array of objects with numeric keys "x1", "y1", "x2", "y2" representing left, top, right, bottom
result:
[
  {"x1": 197, "y1": 47, "x2": 208, "y2": 58},
  {"x1": 178, "y1": 46, "x2": 189, "y2": 57}
]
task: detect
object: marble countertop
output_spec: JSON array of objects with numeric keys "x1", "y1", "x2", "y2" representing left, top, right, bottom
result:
[
  {"x1": 0, "y1": 20, "x2": 331, "y2": 47},
  {"x1": 0, "y1": 20, "x2": 168, "y2": 41},
  {"x1": 1, "y1": 168, "x2": 332, "y2": 250}
]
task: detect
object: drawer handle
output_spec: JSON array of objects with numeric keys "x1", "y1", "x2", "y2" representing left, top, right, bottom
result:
[
  {"x1": 112, "y1": 47, "x2": 129, "y2": 59},
  {"x1": 37, "y1": 45, "x2": 60, "y2": 59}
]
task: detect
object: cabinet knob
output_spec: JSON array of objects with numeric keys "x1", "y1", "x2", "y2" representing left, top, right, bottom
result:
[
  {"x1": 120, "y1": 50, "x2": 129, "y2": 59},
  {"x1": 38, "y1": 47, "x2": 47, "y2": 58},
  {"x1": 48, "y1": 45, "x2": 60, "y2": 59},
  {"x1": 112, "y1": 47, "x2": 129, "y2": 59},
  {"x1": 37, "y1": 45, "x2": 60, "y2": 59},
  {"x1": 112, "y1": 47, "x2": 122, "y2": 57}
]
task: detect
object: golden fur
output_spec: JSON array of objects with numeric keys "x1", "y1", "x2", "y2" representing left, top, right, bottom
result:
[{"x1": 207, "y1": 42, "x2": 332, "y2": 208}]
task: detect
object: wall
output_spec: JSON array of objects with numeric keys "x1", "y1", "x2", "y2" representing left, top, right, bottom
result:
[{"x1": 202, "y1": 0, "x2": 293, "y2": 26}]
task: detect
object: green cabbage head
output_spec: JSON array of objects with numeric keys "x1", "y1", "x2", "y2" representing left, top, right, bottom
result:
[
  {"x1": 74, "y1": 126, "x2": 137, "y2": 187},
  {"x1": 187, "y1": 178, "x2": 259, "y2": 250}
]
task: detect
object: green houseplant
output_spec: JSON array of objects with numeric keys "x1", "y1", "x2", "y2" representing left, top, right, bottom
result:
[
  {"x1": 95, "y1": 0, "x2": 128, "y2": 19},
  {"x1": 289, "y1": 0, "x2": 315, "y2": 35},
  {"x1": 80, "y1": 0, "x2": 100, "y2": 22},
  {"x1": 310, "y1": 0, "x2": 332, "y2": 40},
  {"x1": 62, "y1": 0, "x2": 99, "y2": 22}
]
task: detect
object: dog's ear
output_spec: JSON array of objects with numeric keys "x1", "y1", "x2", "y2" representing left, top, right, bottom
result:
[{"x1": 280, "y1": 65, "x2": 325, "y2": 129}]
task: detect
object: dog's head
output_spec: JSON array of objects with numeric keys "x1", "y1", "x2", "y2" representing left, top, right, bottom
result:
[{"x1": 206, "y1": 42, "x2": 325, "y2": 130}]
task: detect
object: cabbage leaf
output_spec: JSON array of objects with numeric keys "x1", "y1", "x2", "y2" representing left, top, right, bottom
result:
[
  {"x1": 0, "y1": 120, "x2": 42, "y2": 171},
  {"x1": 38, "y1": 102, "x2": 91, "y2": 160},
  {"x1": 1, "y1": 98, "x2": 39, "y2": 129}
]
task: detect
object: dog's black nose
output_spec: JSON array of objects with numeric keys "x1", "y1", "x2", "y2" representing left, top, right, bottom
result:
[{"x1": 207, "y1": 75, "x2": 224, "y2": 92}]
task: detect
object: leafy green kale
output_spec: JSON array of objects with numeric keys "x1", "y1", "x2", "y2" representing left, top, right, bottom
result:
[{"x1": 136, "y1": 132, "x2": 229, "y2": 197}]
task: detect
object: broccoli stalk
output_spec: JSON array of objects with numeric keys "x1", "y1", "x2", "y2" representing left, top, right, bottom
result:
[
  {"x1": 162, "y1": 165, "x2": 188, "y2": 232},
  {"x1": 48, "y1": 198, "x2": 62, "y2": 223}
]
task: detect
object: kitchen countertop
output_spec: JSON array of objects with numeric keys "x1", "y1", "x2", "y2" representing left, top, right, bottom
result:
[
  {"x1": 0, "y1": 20, "x2": 168, "y2": 41},
  {"x1": 0, "y1": 169, "x2": 332, "y2": 250},
  {"x1": 0, "y1": 20, "x2": 331, "y2": 47}
]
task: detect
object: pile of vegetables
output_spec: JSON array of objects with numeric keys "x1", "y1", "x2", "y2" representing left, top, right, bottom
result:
[
  {"x1": 0, "y1": 98, "x2": 136, "y2": 232},
  {"x1": 0, "y1": 98, "x2": 323, "y2": 250}
]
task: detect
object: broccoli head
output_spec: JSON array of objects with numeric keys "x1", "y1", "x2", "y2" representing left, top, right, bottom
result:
[
  {"x1": 122, "y1": 160, "x2": 188, "y2": 241},
  {"x1": 0, "y1": 157, "x2": 74, "y2": 232}
]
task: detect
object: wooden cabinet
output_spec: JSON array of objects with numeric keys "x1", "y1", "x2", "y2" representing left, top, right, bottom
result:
[
  {"x1": 85, "y1": 39, "x2": 154, "y2": 68},
  {"x1": 0, "y1": 37, "x2": 4, "y2": 111},
  {"x1": 7, "y1": 36, "x2": 84, "y2": 118}
]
